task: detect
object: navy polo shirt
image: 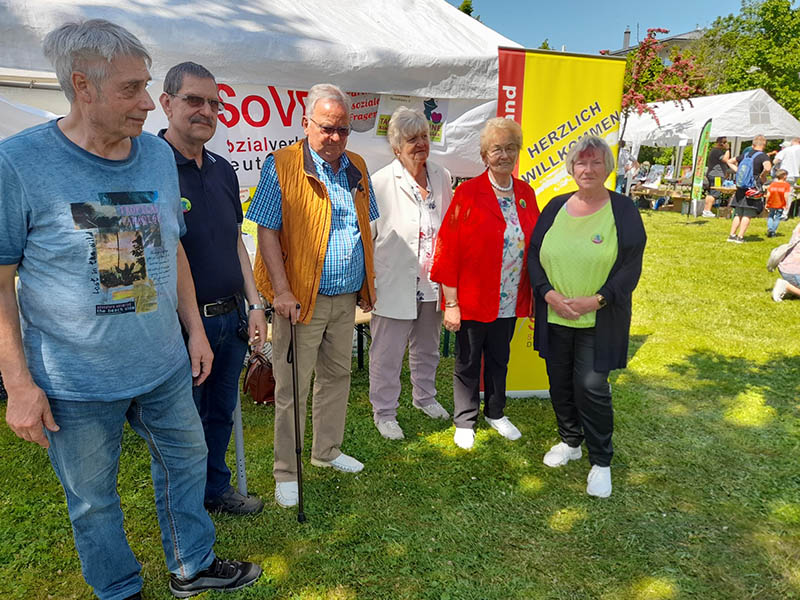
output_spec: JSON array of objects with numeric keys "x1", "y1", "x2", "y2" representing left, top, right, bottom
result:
[{"x1": 158, "y1": 130, "x2": 244, "y2": 305}]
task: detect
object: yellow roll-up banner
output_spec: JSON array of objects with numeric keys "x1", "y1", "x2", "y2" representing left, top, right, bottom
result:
[{"x1": 497, "y1": 48, "x2": 626, "y2": 396}]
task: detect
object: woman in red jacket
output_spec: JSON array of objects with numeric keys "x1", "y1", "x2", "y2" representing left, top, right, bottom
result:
[{"x1": 430, "y1": 118, "x2": 539, "y2": 450}]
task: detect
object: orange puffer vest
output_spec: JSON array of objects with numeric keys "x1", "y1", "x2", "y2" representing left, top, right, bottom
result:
[{"x1": 253, "y1": 139, "x2": 376, "y2": 324}]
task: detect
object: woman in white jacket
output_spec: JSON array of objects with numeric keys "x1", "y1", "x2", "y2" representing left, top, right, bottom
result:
[{"x1": 369, "y1": 107, "x2": 453, "y2": 439}]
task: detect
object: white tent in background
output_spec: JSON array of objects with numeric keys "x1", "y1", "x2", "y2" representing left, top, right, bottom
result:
[
  {"x1": 622, "y1": 88, "x2": 800, "y2": 151},
  {"x1": 0, "y1": 94, "x2": 57, "y2": 139},
  {"x1": 0, "y1": 0, "x2": 521, "y2": 178}
]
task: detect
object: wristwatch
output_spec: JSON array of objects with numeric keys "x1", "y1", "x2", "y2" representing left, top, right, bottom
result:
[{"x1": 595, "y1": 294, "x2": 607, "y2": 308}]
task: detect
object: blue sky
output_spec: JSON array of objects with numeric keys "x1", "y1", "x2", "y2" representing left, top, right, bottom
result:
[{"x1": 446, "y1": 0, "x2": 746, "y2": 54}]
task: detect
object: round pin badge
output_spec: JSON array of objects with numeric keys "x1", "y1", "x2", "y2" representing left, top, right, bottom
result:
[
  {"x1": 181, "y1": 197, "x2": 192, "y2": 213},
  {"x1": 592, "y1": 234, "x2": 604, "y2": 244}
]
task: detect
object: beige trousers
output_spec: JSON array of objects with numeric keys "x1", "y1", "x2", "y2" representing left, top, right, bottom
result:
[{"x1": 271, "y1": 293, "x2": 356, "y2": 482}]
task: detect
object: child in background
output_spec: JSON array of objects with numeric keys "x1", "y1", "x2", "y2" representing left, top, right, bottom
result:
[{"x1": 766, "y1": 169, "x2": 791, "y2": 237}]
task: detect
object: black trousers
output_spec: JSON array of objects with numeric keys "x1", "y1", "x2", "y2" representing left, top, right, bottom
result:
[
  {"x1": 453, "y1": 318, "x2": 516, "y2": 428},
  {"x1": 545, "y1": 323, "x2": 613, "y2": 467}
]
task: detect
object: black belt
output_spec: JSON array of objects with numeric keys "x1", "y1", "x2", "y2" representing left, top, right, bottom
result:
[{"x1": 201, "y1": 296, "x2": 238, "y2": 318}]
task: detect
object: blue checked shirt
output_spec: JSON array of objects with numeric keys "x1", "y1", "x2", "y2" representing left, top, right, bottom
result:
[{"x1": 246, "y1": 146, "x2": 379, "y2": 295}]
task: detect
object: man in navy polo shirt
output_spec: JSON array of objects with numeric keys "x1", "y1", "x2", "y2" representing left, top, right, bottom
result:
[{"x1": 159, "y1": 62, "x2": 266, "y2": 515}]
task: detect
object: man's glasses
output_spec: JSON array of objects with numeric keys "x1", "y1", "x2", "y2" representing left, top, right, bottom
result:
[
  {"x1": 170, "y1": 93, "x2": 225, "y2": 113},
  {"x1": 309, "y1": 117, "x2": 351, "y2": 137}
]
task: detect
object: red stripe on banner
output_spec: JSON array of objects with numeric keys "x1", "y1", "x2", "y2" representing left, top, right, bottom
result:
[
  {"x1": 497, "y1": 48, "x2": 526, "y2": 124},
  {"x1": 498, "y1": 48, "x2": 526, "y2": 177}
]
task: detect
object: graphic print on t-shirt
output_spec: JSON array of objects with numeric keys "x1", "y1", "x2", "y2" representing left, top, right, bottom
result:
[{"x1": 70, "y1": 191, "x2": 168, "y2": 315}]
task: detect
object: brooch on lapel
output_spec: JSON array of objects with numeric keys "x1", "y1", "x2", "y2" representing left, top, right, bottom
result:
[{"x1": 519, "y1": 199, "x2": 527, "y2": 209}]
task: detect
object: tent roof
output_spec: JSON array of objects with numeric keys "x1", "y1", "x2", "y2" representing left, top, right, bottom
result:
[
  {"x1": 0, "y1": 0, "x2": 520, "y2": 99},
  {"x1": 622, "y1": 88, "x2": 800, "y2": 147},
  {"x1": 0, "y1": 94, "x2": 57, "y2": 138}
]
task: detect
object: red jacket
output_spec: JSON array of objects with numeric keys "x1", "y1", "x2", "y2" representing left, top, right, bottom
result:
[{"x1": 430, "y1": 170, "x2": 539, "y2": 322}]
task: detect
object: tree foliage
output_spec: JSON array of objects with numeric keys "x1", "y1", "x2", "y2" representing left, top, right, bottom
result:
[
  {"x1": 605, "y1": 28, "x2": 706, "y2": 138},
  {"x1": 458, "y1": 0, "x2": 480, "y2": 21},
  {"x1": 691, "y1": 0, "x2": 800, "y2": 118}
]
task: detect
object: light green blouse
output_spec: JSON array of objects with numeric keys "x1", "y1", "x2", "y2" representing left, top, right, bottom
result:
[{"x1": 540, "y1": 200, "x2": 618, "y2": 328}]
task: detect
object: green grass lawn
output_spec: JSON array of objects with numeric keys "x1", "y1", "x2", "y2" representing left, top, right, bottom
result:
[{"x1": 1, "y1": 211, "x2": 799, "y2": 599}]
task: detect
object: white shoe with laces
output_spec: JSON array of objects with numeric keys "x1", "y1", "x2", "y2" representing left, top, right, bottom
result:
[
  {"x1": 311, "y1": 452, "x2": 364, "y2": 473},
  {"x1": 416, "y1": 400, "x2": 450, "y2": 419},
  {"x1": 772, "y1": 278, "x2": 788, "y2": 302},
  {"x1": 586, "y1": 465, "x2": 612, "y2": 498},
  {"x1": 485, "y1": 416, "x2": 522, "y2": 440},
  {"x1": 275, "y1": 481, "x2": 298, "y2": 508},
  {"x1": 376, "y1": 420, "x2": 404, "y2": 440},
  {"x1": 453, "y1": 427, "x2": 475, "y2": 450},
  {"x1": 543, "y1": 442, "x2": 582, "y2": 467}
]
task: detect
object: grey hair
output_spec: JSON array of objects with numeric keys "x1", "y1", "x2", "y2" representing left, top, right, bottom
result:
[
  {"x1": 752, "y1": 134, "x2": 767, "y2": 148},
  {"x1": 43, "y1": 19, "x2": 151, "y2": 103},
  {"x1": 565, "y1": 136, "x2": 616, "y2": 177},
  {"x1": 305, "y1": 83, "x2": 350, "y2": 118},
  {"x1": 386, "y1": 107, "x2": 429, "y2": 152},
  {"x1": 163, "y1": 62, "x2": 216, "y2": 95},
  {"x1": 479, "y1": 117, "x2": 523, "y2": 159}
]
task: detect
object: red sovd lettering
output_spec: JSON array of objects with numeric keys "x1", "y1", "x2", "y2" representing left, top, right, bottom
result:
[
  {"x1": 242, "y1": 95, "x2": 270, "y2": 127},
  {"x1": 217, "y1": 83, "x2": 239, "y2": 128}
]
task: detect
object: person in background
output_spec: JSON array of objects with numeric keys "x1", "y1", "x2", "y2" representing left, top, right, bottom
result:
[
  {"x1": 528, "y1": 136, "x2": 646, "y2": 498},
  {"x1": 615, "y1": 140, "x2": 638, "y2": 194},
  {"x1": 0, "y1": 19, "x2": 261, "y2": 599},
  {"x1": 368, "y1": 107, "x2": 453, "y2": 440},
  {"x1": 766, "y1": 169, "x2": 791, "y2": 238},
  {"x1": 430, "y1": 118, "x2": 539, "y2": 450},
  {"x1": 726, "y1": 135, "x2": 771, "y2": 244},
  {"x1": 159, "y1": 61, "x2": 266, "y2": 515},
  {"x1": 247, "y1": 83, "x2": 378, "y2": 508},
  {"x1": 702, "y1": 137, "x2": 731, "y2": 218},
  {"x1": 774, "y1": 137, "x2": 800, "y2": 220},
  {"x1": 772, "y1": 222, "x2": 800, "y2": 301}
]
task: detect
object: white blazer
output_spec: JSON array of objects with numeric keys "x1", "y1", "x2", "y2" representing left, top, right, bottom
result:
[{"x1": 371, "y1": 158, "x2": 453, "y2": 320}]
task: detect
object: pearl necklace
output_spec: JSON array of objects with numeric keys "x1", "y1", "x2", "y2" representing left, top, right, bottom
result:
[{"x1": 488, "y1": 172, "x2": 513, "y2": 192}]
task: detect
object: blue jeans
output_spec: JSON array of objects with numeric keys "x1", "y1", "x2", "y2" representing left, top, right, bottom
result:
[
  {"x1": 192, "y1": 302, "x2": 248, "y2": 501},
  {"x1": 767, "y1": 208, "x2": 784, "y2": 234},
  {"x1": 45, "y1": 361, "x2": 216, "y2": 600}
]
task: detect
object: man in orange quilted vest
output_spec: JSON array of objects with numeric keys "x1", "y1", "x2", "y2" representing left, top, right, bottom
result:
[{"x1": 246, "y1": 83, "x2": 378, "y2": 509}]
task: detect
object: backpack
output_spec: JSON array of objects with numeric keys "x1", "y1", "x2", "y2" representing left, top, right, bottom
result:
[
  {"x1": 735, "y1": 148, "x2": 765, "y2": 191},
  {"x1": 767, "y1": 239, "x2": 800, "y2": 272}
]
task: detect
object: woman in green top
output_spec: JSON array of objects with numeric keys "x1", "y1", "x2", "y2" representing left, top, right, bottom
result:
[{"x1": 528, "y1": 136, "x2": 646, "y2": 498}]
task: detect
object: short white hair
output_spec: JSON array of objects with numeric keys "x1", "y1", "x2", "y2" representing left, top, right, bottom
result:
[
  {"x1": 305, "y1": 83, "x2": 350, "y2": 119},
  {"x1": 43, "y1": 19, "x2": 151, "y2": 103},
  {"x1": 565, "y1": 136, "x2": 616, "y2": 177},
  {"x1": 386, "y1": 107, "x2": 429, "y2": 152},
  {"x1": 479, "y1": 118, "x2": 523, "y2": 160}
]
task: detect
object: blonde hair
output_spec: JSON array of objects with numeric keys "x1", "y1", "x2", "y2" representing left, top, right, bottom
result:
[{"x1": 479, "y1": 118, "x2": 522, "y2": 160}]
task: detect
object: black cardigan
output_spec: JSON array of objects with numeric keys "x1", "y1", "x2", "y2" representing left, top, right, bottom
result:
[{"x1": 527, "y1": 191, "x2": 647, "y2": 372}]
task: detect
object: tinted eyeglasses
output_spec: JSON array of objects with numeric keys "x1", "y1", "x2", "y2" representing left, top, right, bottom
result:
[
  {"x1": 309, "y1": 117, "x2": 351, "y2": 137},
  {"x1": 170, "y1": 93, "x2": 225, "y2": 113}
]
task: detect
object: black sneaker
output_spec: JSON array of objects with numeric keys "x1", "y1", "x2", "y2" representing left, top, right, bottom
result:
[
  {"x1": 735, "y1": 236, "x2": 745, "y2": 244},
  {"x1": 726, "y1": 234, "x2": 738, "y2": 243},
  {"x1": 204, "y1": 487, "x2": 264, "y2": 515},
  {"x1": 169, "y1": 558, "x2": 262, "y2": 598}
]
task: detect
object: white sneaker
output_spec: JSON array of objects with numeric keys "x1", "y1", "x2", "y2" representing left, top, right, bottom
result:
[
  {"x1": 772, "y1": 278, "x2": 788, "y2": 302},
  {"x1": 702, "y1": 210, "x2": 715, "y2": 218},
  {"x1": 586, "y1": 465, "x2": 612, "y2": 498},
  {"x1": 275, "y1": 481, "x2": 298, "y2": 508},
  {"x1": 310, "y1": 452, "x2": 364, "y2": 473},
  {"x1": 453, "y1": 427, "x2": 475, "y2": 450},
  {"x1": 485, "y1": 416, "x2": 521, "y2": 441},
  {"x1": 376, "y1": 419, "x2": 404, "y2": 440},
  {"x1": 416, "y1": 400, "x2": 450, "y2": 419},
  {"x1": 542, "y1": 442, "x2": 582, "y2": 467}
]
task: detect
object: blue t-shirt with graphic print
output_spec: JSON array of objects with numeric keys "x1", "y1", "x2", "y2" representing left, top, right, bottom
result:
[{"x1": 0, "y1": 120, "x2": 188, "y2": 401}]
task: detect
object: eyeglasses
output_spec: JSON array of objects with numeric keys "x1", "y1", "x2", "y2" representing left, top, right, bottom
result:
[
  {"x1": 487, "y1": 144, "x2": 520, "y2": 157},
  {"x1": 170, "y1": 93, "x2": 225, "y2": 113},
  {"x1": 309, "y1": 117, "x2": 351, "y2": 137}
]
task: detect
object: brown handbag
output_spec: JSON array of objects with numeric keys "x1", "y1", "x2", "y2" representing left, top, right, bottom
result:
[{"x1": 242, "y1": 350, "x2": 275, "y2": 405}]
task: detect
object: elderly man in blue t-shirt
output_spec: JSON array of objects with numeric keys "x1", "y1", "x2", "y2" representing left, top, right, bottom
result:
[{"x1": 0, "y1": 20, "x2": 260, "y2": 600}]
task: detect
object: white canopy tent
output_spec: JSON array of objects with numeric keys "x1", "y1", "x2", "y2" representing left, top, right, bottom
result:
[
  {"x1": 622, "y1": 88, "x2": 800, "y2": 155},
  {"x1": 0, "y1": 94, "x2": 57, "y2": 139},
  {"x1": 0, "y1": 0, "x2": 521, "y2": 177}
]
